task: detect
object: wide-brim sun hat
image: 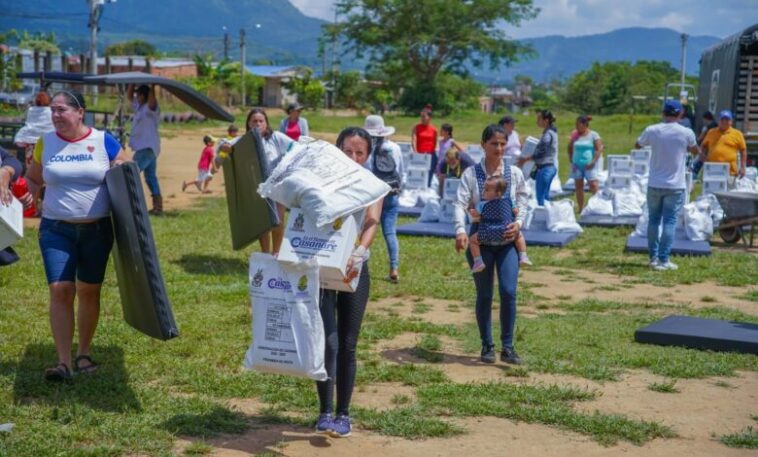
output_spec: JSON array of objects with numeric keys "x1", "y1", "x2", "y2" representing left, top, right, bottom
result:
[{"x1": 363, "y1": 115, "x2": 395, "y2": 137}]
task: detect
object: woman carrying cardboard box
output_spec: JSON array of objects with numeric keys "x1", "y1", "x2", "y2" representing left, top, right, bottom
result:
[{"x1": 313, "y1": 126, "x2": 383, "y2": 438}]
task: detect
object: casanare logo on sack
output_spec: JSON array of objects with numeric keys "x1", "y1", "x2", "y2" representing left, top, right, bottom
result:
[
  {"x1": 267, "y1": 278, "x2": 292, "y2": 290},
  {"x1": 290, "y1": 236, "x2": 337, "y2": 252}
]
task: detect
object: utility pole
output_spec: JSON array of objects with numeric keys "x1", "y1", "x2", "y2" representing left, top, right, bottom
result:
[
  {"x1": 87, "y1": 0, "x2": 116, "y2": 99},
  {"x1": 680, "y1": 33, "x2": 688, "y2": 87},
  {"x1": 223, "y1": 26, "x2": 229, "y2": 60},
  {"x1": 240, "y1": 28, "x2": 246, "y2": 106}
]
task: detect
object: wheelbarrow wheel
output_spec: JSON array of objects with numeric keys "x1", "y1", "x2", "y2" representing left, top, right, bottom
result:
[{"x1": 719, "y1": 226, "x2": 741, "y2": 244}]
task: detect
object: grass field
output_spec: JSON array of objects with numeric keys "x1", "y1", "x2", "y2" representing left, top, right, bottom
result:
[{"x1": 0, "y1": 110, "x2": 756, "y2": 456}]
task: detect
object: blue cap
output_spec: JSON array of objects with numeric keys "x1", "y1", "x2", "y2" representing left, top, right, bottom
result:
[
  {"x1": 718, "y1": 110, "x2": 733, "y2": 120},
  {"x1": 663, "y1": 100, "x2": 682, "y2": 116}
]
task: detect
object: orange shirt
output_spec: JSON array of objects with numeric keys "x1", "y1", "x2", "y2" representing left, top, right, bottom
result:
[
  {"x1": 702, "y1": 127, "x2": 746, "y2": 175},
  {"x1": 414, "y1": 123, "x2": 437, "y2": 153}
]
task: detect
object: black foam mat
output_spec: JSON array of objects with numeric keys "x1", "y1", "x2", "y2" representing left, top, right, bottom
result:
[
  {"x1": 635, "y1": 315, "x2": 758, "y2": 354},
  {"x1": 625, "y1": 233, "x2": 711, "y2": 256},
  {"x1": 580, "y1": 214, "x2": 640, "y2": 227},
  {"x1": 223, "y1": 130, "x2": 279, "y2": 250},
  {"x1": 106, "y1": 162, "x2": 179, "y2": 340},
  {"x1": 395, "y1": 221, "x2": 579, "y2": 247}
]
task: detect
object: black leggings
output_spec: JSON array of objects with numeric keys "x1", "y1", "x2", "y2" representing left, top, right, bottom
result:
[{"x1": 316, "y1": 264, "x2": 370, "y2": 415}]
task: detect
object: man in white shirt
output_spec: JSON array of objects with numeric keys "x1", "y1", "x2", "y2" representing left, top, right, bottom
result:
[
  {"x1": 128, "y1": 84, "x2": 162, "y2": 215},
  {"x1": 636, "y1": 100, "x2": 699, "y2": 271}
]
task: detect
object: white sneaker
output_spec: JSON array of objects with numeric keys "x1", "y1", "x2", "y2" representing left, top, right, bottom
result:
[
  {"x1": 655, "y1": 261, "x2": 678, "y2": 271},
  {"x1": 648, "y1": 258, "x2": 660, "y2": 268}
]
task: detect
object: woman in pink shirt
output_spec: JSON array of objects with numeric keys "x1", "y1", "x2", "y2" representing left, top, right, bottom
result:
[{"x1": 278, "y1": 102, "x2": 309, "y2": 141}]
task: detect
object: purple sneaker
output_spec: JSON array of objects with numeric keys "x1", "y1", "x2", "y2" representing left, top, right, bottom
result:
[
  {"x1": 330, "y1": 414, "x2": 352, "y2": 437},
  {"x1": 315, "y1": 413, "x2": 333, "y2": 434}
]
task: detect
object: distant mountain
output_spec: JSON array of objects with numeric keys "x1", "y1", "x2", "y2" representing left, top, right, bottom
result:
[
  {"x1": 484, "y1": 27, "x2": 721, "y2": 83},
  {"x1": 0, "y1": 0, "x2": 327, "y2": 66},
  {"x1": 1, "y1": 1, "x2": 723, "y2": 82}
]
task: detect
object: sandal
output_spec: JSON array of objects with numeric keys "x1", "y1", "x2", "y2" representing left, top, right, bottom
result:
[
  {"x1": 74, "y1": 355, "x2": 99, "y2": 375},
  {"x1": 44, "y1": 363, "x2": 72, "y2": 382}
]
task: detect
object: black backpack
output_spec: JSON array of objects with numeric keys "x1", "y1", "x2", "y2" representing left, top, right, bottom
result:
[{"x1": 372, "y1": 139, "x2": 401, "y2": 190}]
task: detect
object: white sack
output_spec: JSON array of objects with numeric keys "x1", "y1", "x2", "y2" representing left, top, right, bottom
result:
[
  {"x1": 581, "y1": 192, "x2": 614, "y2": 217},
  {"x1": 14, "y1": 107, "x2": 54, "y2": 145},
  {"x1": 683, "y1": 203, "x2": 713, "y2": 241},
  {"x1": 398, "y1": 189, "x2": 418, "y2": 208},
  {"x1": 545, "y1": 200, "x2": 583, "y2": 233},
  {"x1": 258, "y1": 140, "x2": 391, "y2": 228},
  {"x1": 613, "y1": 192, "x2": 644, "y2": 217},
  {"x1": 244, "y1": 253, "x2": 327, "y2": 381},
  {"x1": 418, "y1": 199, "x2": 441, "y2": 222},
  {"x1": 416, "y1": 187, "x2": 440, "y2": 207}
]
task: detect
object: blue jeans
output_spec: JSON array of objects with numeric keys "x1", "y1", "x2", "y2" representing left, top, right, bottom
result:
[
  {"x1": 428, "y1": 153, "x2": 438, "y2": 187},
  {"x1": 380, "y1": 192, "x2": 400, "y2": 270},
  {"x1": 647, "y1": 187, "x2": 685, "y2": 263},
  {"x1": 535, "y1": 165, "x2": 556, "y2": 206},
  {"x1": 133, "y1": 148, "x2": 161, "y2": 197},
  {"x1": 466, "y1": 242, "x2": 519, "y2": 349},
  {"x1": 39, "y1": 218, "x2": 114, "y2": 284}
]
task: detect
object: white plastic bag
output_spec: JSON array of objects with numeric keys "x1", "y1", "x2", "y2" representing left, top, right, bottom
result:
[
  {"x1": 545, "y1": 200, "x2": 583, "y2": 233},
  {"x1": 581, "y1": 192, "x2": 614, "y2": 217},
  {"x1": 398, "y1": 189, "x2": 418, "y2": 208},
  {"x1": 418, "y1": 199, "x2": 441, "y2": 222},
  {"x1": 14, "y1": 106, "x2": 54, "y2": 145},
  {"x1": 683, "y1": 203, "x2": 713, "y2": 241},
  {"x1": 258, "y1": 140, "x2": 391, "y2": 228},
  {"x1": 613, "y1": 192, "x2": 643, "y2": 217},
  {"x1": 244, "y1": 253, "x2": 327, "y2": 381}
]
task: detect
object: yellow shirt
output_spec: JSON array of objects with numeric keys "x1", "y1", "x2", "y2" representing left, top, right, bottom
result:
[{"x1": 702, "y1": 127, "x2": 746, "y2": 175}]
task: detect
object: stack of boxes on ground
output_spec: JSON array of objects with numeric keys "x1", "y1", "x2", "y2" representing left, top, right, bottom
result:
[
  {"x1": 579, "y1": 151, "x2": 646, "y2": 225},
  {"x1": 396, "y1": 142, "x2": 439, "y2": 217}
]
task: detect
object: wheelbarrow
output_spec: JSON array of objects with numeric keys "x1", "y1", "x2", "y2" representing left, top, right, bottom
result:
[{"x1": 713, "y1": 191, "x2": 758, "y2": 247}]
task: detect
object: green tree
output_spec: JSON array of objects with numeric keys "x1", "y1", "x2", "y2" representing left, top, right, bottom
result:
[
  {"x1": 17, "y1": 30, "x2": 59, "y2": 53},
  {"x1": 283, "y1": 68, "x2": 325, "y2": 109},
  {"x1": 326, "y1": 0, "x2": 537, "y2": 113},
  {"x1": 105, "y1": 40, "x2": 157, "y2": 56},
  {"x1": 182, "y1": 54, "x2": 262, "y2": 106}
]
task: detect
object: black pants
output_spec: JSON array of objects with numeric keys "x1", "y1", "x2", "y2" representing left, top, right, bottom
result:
[{"x1": 316, "y1": 264, "x2": 370, "y2": 415}]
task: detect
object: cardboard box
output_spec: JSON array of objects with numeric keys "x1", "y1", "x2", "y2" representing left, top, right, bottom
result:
[
  {"x1": 630, "y1": 149, "x2": 651, "y2": 162},
  {"x1": 397, "y1": 142, "x2": 412, "y2": 154},
  {"x1": 702, "y1": 179, "x2": 727, "y2": 195},
  {"x1": 633, "y1": 162, "x2": 649, "y2": 176},
  {"x1": 278, "y1": 208, "x2": 361, "y2": 292},
  {"x1": 703, "y1": 162, "x2": 730, "y2": 180},
  {"x1": 465, "y1": 145, "x2": 484, "y2": 164},
  {"x1": 443, "y1": 178, "x2": 461, "y2": 201},
  {"x1": 409, "y1": 152, "x2": 432, "y2": 169},
  {"x1": 521, "y1": 136, "x2": 539, "y2": 157},
  {"x1": 608, "y1": 156, "x2": 633, "y2": 176},
  {"x1": 0, "y1": 197, "x2": 23, "y2": 250},
  {"x1": 405, "y1": 169, "x2": 429, "y2": 189},
  {"x1": 607, "y1": 175, "x2": 632, "y2": 189}
]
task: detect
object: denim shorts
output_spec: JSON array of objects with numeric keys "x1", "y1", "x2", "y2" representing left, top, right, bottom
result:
[
  {"x1": 39, "y1": 217, "x2": 114, "y2": 284},
  {"x1": 570, "y1": 162, "x2": 599, "y2": 181}
]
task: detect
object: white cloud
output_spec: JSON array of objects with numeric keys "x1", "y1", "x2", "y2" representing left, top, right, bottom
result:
[{"x1": 288, "y1": 0, "x2": 758, "y2": 38}]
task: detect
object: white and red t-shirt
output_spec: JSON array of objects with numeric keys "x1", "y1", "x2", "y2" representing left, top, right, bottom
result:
[{"x1": 34, "y1": 128, "x2": 121, "y2": 221}]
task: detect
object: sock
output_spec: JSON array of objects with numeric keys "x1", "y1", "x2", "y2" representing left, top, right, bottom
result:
[
  {"x1": 519, "y1": 252, "x2": 528, "y2": 261},
  {"x1": 474, "y1": 256, "x2": 483, "y2": 264}
]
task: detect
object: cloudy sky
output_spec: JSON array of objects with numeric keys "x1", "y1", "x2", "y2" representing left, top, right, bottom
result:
[{"x1": 289, "y1": 0, "x2": 757, "y2": 39}]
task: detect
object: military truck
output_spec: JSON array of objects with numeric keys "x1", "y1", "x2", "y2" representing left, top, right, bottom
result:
[{"x1": 697, "y1": 23, "x2": 758, "y2": 167}]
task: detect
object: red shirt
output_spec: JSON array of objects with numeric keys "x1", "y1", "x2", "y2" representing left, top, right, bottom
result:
[
  {"x1": 285, "y1": 120, "x2": 302, "y2": 141},
  {"x1": 198, "y1": 145, "x2": 214, "y2": 170},
  {"x1": 414, "y1": 123, "x2": 437, "y2": 153}
]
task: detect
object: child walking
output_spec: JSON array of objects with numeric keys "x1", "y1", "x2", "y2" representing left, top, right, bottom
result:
[{"x1": 182, "y1": 135, "x2": 216, "y2": 193}]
